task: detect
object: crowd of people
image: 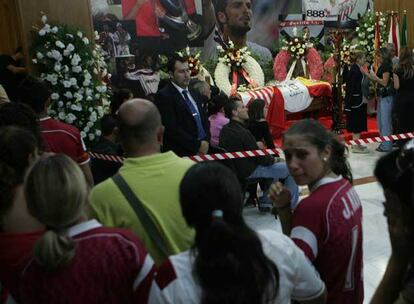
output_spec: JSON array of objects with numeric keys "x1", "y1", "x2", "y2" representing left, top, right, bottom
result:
[
  {"x1": 1, "y1": 0, "x2": 414, "y2": 303},
  {"x1": 344, "y1": 43, "x2": 414, "y2": 153},
  {"x1": 1, "y1": 62, "x2": 414, "y2": 303},
  {"x1": 1, "y1": 82, "x2": 414, "y2": 303}
]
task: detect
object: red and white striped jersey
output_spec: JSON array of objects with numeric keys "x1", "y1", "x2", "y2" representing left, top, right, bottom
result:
[{"x1": 291, "y1": 176, "x2": 364, "y2": 304}]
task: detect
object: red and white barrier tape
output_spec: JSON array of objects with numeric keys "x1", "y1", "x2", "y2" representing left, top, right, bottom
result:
[
  {"x1": 88, "y1": 132, "x2": 414, "y2": 163},
  {"x1": 88, "y1": 148, "x2": 283, "y2": 163},
  {"x1": 184, "y1": 148, "x2": 282, "y2": 162},
  {"x1": 347, "y1": 132, "x2": 414, "y2": 146},
  {"x1": 88, "y1": 151, "x2": 124, "y2": 163}
]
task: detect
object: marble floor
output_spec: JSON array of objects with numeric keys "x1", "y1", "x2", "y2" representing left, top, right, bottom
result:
[{"x1": 244, "y1": 142, "x2": 391, "y2": 304}]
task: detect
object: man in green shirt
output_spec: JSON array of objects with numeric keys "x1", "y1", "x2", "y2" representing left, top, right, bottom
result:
[{"x1": 90, "y1": 99, "x2": 194, "y2": 265}]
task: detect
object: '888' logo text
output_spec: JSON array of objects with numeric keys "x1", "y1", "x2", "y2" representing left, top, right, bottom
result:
[{"x1": 306, "y1": 10, "x2": 327, "y2": 18}]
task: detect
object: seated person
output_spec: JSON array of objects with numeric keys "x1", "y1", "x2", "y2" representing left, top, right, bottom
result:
[
  {"x1": 208, "y1": 93, "x2": 229, "y2": 147},
  {"x1": 219, "y1": 98, "x2": 298, "y2": 211},
  {"x1": 247, "y1": 99, "x2": 275, "y2": 149},
  {"x1": 20, "y1": 154, "x2": 155, "y2": 303},
  {"x1": 149, "y1": 162, "x2": 326, "y2": 304}
]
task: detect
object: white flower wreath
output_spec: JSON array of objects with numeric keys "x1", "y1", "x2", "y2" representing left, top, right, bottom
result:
[
  {"x1": 214, "y1": 54, "x2": 264, "y2": 96},
  {"x1": 32, "y1": 14, "x2": 110, "y2": 145}
]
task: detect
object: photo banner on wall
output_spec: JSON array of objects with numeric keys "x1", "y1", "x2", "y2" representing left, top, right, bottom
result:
[
  {"x1": 279, "y1": 16, "x2": 325, "y2": 49},
  {"x1": 302, "y1": 0, "x2": 373, "y2": 21},
  {"x1": 92, "y1": 0, "x2": 304, "y2": 53},
  {"x1": 91, "y1": 0, "x2": 204, "y2": 55},
  {"x1": 248, "y1": 0, "x2": 303, "y2": 50}
]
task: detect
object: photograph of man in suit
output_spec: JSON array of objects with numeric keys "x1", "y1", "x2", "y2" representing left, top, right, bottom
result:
[{"x1": 155, "y1": 54, "x2": 210, "y2": 156}]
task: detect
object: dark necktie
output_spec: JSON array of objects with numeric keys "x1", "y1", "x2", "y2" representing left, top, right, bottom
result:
[{"x1": 182, "y1": 90, "x2": 206, "y2": 140}]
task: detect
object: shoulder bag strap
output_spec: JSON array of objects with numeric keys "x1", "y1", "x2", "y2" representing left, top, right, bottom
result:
[{"x1": 112, "y1": 174, "x2": 169, "y2": 257}]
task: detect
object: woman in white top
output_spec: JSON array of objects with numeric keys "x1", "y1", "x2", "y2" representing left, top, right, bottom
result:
[{"x1": 149, "y1": 162, "x2": 326, "y2": 304}]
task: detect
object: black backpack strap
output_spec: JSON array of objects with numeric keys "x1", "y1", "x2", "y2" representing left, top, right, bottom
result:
[{"x1": 112, "y1": 174, "x2": 169, "y2": 257}]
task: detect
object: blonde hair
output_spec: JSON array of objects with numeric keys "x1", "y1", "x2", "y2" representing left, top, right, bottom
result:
[
  {"x1": 350, "y1": 50, "x2": 365, "y2": 64},
  {"x1": 24, "y1": 154, "x2": 88, "y2": 271}
]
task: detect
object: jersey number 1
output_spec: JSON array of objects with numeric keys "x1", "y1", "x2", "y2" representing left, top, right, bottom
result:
[{"x1": 344, "y1": 226, "x2": 359, "y2": 290}]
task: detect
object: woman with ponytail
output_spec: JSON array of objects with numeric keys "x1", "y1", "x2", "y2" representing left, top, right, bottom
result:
[
  {"x1": 269, "y1": 119, "x2": 363, "y2": 304},
  {"x1": 149, "y1": 161, "x2": 326, "y2": 304},
  {"x1": 20, "y1": 154, "x2": 155, "y2": 303}
]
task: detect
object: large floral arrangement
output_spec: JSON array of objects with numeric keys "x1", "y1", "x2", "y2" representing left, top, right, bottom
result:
[
  {"x1": 204, "y1": 50, "x2": 273, "y2": 83},
  {"x1": 284, "y1": 37, "x2": 309, "y2": 60},
  {"x1": 177, "y1": 47, "x2": 213, "y2": 84},
  {"x1": 340, "y1": 39, "x2": 352, "y2": 66},
  {"x1": 31, "y1": 14, "x2": 110, "y2": 145},
  {"x1": 177, "y1": 47, "x2": 201, "y2": 76},
  {"x1": 214, "y1": 41, "x2": 264, "y2": 96},
  {"x1": 356, "y1": 10, "x2": 387, "y2": 62},
  {"x1": 274, "y1": 30, "x2": 323, "y2": 81}
]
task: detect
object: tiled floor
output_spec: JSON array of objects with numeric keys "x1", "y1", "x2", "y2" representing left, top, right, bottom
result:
[{"x1": 244, "y1": 143, "x2": 391, "y2": 303}]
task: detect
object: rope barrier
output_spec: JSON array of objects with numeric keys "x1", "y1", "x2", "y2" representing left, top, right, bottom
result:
[
  {"x1": 88, "y1": 132, "x2": 414, "y2": 163},
  {"x1": 88, "y1": 151, "x2": 124, "y2": 163},
  {"x1": 184, "y1": 148, "x2": 283, "y2": 162},
  {"x1": 347, "y1": 132, "x2": 414, "y2": 146}
]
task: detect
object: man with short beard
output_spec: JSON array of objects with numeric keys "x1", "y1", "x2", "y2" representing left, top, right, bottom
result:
[{"x1": 201, "y1": 0, "x2": 272, "y2": 66}]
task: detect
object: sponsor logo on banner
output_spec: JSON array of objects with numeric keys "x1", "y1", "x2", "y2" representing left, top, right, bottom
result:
[
  {"x1": 279, "y1": 14, "x2": 325, "y2": 46},
  {"x1": 303, "y1": 0, "x2": 371, "y2": 21},
  {"x1": 280, "y1": 20, "x2": 324, "y2": 27}
]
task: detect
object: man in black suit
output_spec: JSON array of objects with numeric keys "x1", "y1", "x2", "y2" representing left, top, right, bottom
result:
[{"x1": 155, "y1": 54, "x2": 210, "y2": 156}]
